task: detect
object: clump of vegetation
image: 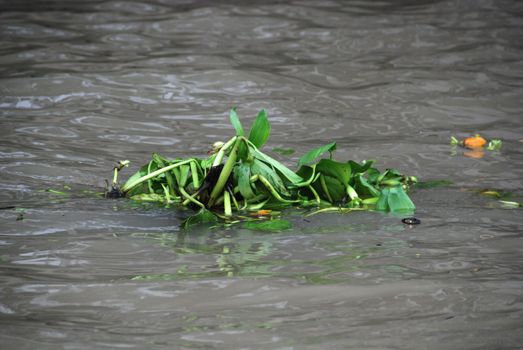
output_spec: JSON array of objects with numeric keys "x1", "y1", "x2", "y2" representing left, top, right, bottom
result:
[
  {"x1": 107, "y1": 108, "x2": 417, "y2": 225},
  {"x1": 451, "y1": 134, "x2": 502, "y2": 151}
]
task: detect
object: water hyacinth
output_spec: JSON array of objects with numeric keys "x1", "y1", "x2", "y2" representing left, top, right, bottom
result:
[{"x1": 107, "y1": 108, "x2": 417, "y2": 226}]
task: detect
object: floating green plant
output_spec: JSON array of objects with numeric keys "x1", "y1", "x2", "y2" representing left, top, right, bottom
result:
[{"x1": 107, "y1": 108, "x2": 417, "y2": 225}]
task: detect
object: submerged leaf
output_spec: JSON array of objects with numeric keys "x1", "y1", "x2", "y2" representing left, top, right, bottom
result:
[
  {"x1": 248, "y1": 109, "x2": 271, "y2": 149},
  {"x1": 298, "y1": 142, "x2": 337, "y2": 167},
  {"x1": 243, "y1": 219, "x2": 292, "y2": 232},
  {"x1": 182, "y1": 208, "x2": 218, "y2": 229},
  {"x1": 414, "y1": 180, "x2": 453, "y2": 189}
]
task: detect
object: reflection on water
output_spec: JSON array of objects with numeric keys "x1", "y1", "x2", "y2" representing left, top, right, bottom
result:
[{"x1": 1, "y1": 0, "x2": 523, "y2": 348}]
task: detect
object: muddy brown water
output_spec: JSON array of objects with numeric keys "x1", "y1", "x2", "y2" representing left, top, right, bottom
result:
[{"x1": 1, "y1": 0, "x2": 523, "y2": 349}]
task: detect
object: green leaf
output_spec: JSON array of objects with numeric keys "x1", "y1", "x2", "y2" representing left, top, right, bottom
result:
[
  {"x1": 174, "y1": 164, "x2": 190, "y2": 187},
  {"x1": 294, "y1": 164, "x2": 320, "y2": 187},
  {"x1": 354, "y1": 173, "x2": 380, "y2": 197},
  {"x1": 376, "y1": 187, "x2": 390, "y2": 211},
  {"x1": 229, "y1": 107, "x2": 244, "y2": 136},
  {"x1": 236, "y1": 162, "x2": 256, "y2": 199},
  {"x1": 316, "y1": 159, "x2": 351, "y2": 186},
  {"x1": 387, "y1": 186, "x2": 415, "y2": 213},
  {"x1": 298, "y1": 142, "x2": 337, "y2": 167},
  {"x1": 487, "y1": 139, "x2": 502, "y2": 151},
  {"x1": 182, "y1": 208, "x2": 218, "y2": 229},
  {"x1": 123, "y1": 164, "x2": 149, "y2": 196},
  {"x1": 248, "y1": 142, "x2": 303, "y2": 185},
  {"x1": 321, "y1": 175, "x2": 345, "y2": 202},
  {"x1": 251, "y1": 158, "x2": 288, "y2": 196},
  {"x1": 248, "y1": 109, "x2": 271, "y2": 149},
  {"x1": 376, "y1": 186, "x2": 415, "y2": 213},
  {"x1": 272, "y1": 147, "x2": 295, "y2": 156},
  {"x1": 237, "y1": 138, "x2": 249, "y2": 162},
  {"x1": 348, "y1": 160, "x2": 374, "y2": 175},
  {"x1": 243, "y1": 219, "x2": 292, "y2": 232},
  {"x1": 152, "y1": 153, "x2": 176, "y2": 194}
]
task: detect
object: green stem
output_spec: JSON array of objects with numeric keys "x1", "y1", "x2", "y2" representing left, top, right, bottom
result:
[
  {"x1": 291, "y1": 166, "x2": 319, "y2": 188},
  {"x1": 224, "y1": 191, "x2": 232, "y2": 216},
  {"x1": 122, "y1": 159, "x2": 194, "y2": 193},
  {"x1": 229, "y1": 190, "x2": 240, "y2": 211},
  {"x1": 179, "y1": 186, "x2": 205, "y2": 209},
  {"x1": 112, "y1": 168, "x2": 118, "y2": 185},
  {"x1": 319, "y1": 174, "x2": 333, "y2": 203},
  {"x1": 257, "y1": 175, "x2": 299, "y2": 203},
  {"x1": 305, "y1": 207, "x2": 365, "y2": 217},
  {"x1": 162, "y1": 184, "x2": 171, "y2": 202},
  {"x1": 246, "y1": 198, "x2": 270, "y2": 211},
  {"x1": 190, "y1": 161, "x2": 200, "y2": 189},
  {"x1": 307, "y1": 184, "x2": 321, "y2": 205},
  {"x1": 212, "y1": 136, "x2": 237, "y2": 167},
  {"x1": 147, "y1": 160, "x2": 154, "y2": 194},
  {"x1": 208, "y1": 139, "x2": 239, "y2": 207},
  {"x1": 181, "y1": 190, "x2": 199, "y2": 206},
  {"x1": 153, "y1": 154, "x2": 176, "y2": 196}
]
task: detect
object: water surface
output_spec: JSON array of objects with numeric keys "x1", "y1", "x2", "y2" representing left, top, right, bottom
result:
[{"x1": 1, "y1": 0, "x2": 523, "y2": 349}]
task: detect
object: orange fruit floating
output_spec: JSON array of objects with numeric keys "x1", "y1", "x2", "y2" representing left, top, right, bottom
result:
[{"x1": 463, "y1": 135, "x2": 487, "y2": 149}]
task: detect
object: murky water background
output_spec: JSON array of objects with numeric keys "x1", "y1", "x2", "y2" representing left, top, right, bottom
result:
[{"x1": 1, "y1": 0, "x2": 523, "y2": 348}]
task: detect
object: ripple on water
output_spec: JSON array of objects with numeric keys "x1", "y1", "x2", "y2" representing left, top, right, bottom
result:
[
  {"x1": 97, "y1": 134, "x2": 179, "y2": 146},
  {"x1": 71, "y1": 116, "x2": 170, "y2": 132},
  {"x1": 16, "y1": 126, "x2": 78, "y2": 138},
  {"x1": 0, "y1": 162, "x2": 86, "y2": 182},
  {"x1": 0, "y1": 151, "x2": 35, "y2": 159}
]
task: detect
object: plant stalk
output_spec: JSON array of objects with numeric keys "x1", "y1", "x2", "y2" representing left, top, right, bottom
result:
[
  {"x1": 212, "y1": 136, "x2": 237, "y2": 167},
  {"x1": 257, "y1": 175, "x2": 299, "y2": 203},
  {"x1": 208, "y1": 139, "x2": 239, "y2": 207},
  {"x1": 223, "y1": 191, "x2": 232, "y2": 216},
  {"x1": 190, "y1": 161, "x2": 200, "y2": 189},
  {"x1": 122, "y1": 159, "x2": 194, "y2": 193}
]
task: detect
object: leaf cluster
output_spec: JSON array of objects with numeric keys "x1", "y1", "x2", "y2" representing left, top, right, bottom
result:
[{"x1": 113, "y1": 108, "x2": 417, "y2": 226}]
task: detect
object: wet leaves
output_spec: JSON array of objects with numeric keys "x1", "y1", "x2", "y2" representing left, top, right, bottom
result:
[{"x1": 111, "y1": 108, "x2": 417, "y2": 227}]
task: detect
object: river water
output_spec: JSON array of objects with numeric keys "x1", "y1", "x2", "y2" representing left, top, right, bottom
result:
[{"x1": 1, "y1": 0, "x2": 523, "y2": 349}]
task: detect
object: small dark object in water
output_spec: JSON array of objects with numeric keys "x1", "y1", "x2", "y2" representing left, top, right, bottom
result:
[
  {"x1": 0, "y1": 206, "x2": 16, "y2": 210},
  {"x1": 105, "y1": 186, "x2": 125, "y2": 198},
  {"x1": 402, "y1": 217, "x2": 421, "y2": 225}
]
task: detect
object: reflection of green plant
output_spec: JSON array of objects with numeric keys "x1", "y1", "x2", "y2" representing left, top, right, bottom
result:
[
  {"x1": 130, "y1": 227, "x2": 387, "y2": 283},
  {"x1": 131, "y1": 229, "x2": 277, "y2": 280},
  {"x1": 110, "y1": 108, "x2": 416, "y2": 226}
]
